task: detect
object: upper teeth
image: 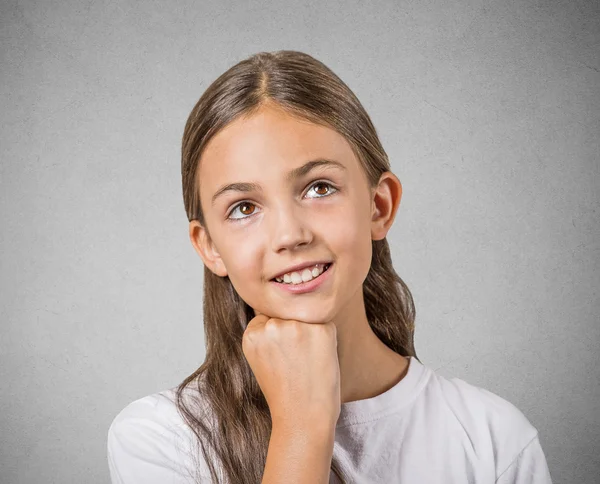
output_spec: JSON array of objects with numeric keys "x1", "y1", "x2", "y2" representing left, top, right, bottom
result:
[{"x1": 275, "y1": 263, "x2": 329, "y2": 284}]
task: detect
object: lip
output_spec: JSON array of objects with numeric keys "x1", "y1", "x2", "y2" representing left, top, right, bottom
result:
[
  {"x1": 270, "y1": 260, "x2": 332, "y2": 281},
  {"x1": 270, "y1": 262, "x2": 334, "y2": 294}
]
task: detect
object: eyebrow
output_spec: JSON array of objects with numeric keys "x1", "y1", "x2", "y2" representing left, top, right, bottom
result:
[{"x1": 210, "y1": 158, "x2": 347, "y2": 206}]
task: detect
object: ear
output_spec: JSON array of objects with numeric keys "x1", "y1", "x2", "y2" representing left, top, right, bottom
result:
[
  {"x1": 370, "y1": 171, "x2": 402, "y2": 241},
  {"x1": 188, "y1": 220, "x2": 228, "y2": 277}
]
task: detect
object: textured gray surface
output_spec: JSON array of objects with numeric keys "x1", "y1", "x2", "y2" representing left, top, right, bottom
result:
[{"x1": 1, "y1": 0, "x2": 598, "y2": 482}]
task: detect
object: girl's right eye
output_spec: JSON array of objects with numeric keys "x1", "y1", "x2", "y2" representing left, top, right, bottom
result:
[{"x1": 227, "y1": 201, "x2": 257, "y2": 221}]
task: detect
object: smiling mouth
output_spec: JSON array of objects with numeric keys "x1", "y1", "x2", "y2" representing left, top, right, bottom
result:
[{"x1": 271, "y1": 263, "x2": 332, "y2": 285}]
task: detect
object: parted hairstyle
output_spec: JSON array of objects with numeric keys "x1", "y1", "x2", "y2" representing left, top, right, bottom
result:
[{"x1": 177, "y1": 50, "x2": 418, "y2": 484}]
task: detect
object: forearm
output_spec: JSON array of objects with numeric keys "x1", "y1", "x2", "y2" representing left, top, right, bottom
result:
[{"x1": 262, "y1": 421, "x2": 335, "y2": 484}]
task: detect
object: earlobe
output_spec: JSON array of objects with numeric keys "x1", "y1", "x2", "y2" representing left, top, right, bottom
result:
[
  {"x1": 188, "y1": 220, "x2": 228, "y2": 277},
  {"x1": 371, "y1": 172, "x2": 402, "y2": 241}
]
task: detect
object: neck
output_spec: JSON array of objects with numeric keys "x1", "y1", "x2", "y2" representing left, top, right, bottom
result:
[{"x1": 333, "y1": 287, "x2": 409, "y2": 404}]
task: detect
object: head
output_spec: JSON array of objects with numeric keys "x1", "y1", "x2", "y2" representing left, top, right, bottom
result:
[
  {"x1": 188, "y1": 98, "x2": 402, "y2": 325},
  {"x1": 177, "y1": 50, "x2": 416, "y2": 484}
]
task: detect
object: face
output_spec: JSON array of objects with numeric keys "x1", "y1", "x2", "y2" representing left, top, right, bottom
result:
[{"x1": 189, "y1": 103, "x2": 396, "y2": 325}]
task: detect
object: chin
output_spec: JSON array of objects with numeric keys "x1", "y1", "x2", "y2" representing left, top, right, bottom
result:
[
  {"x1": 281, "y1": 305, "x2": 336, "y2": 324},
  {"x1": 250, "y1": 297, "x2": 337, "y2": 324}
]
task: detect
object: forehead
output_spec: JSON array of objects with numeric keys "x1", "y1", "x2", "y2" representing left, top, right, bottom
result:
[{"x1": 197, "y1": 105, "x2": 358, "y2": 190}]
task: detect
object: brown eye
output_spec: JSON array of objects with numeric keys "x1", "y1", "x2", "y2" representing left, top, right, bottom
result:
[
  {"x1": 314, "y1": 183, "x2": 329, "y2": 195},
  {"x1": 307, "y1": 181, "x2": 337, "y2": 199},
  {"x1": 239, "y1": 203, "x2": 255, "y2": 215},
  {"x1": 228, "y1": 201, "x2": 257, "y2": 221}
]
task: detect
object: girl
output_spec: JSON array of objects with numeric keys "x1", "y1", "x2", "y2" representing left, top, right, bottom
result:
[{"x1": 107, "y1": 50, "x2": 553, "y2": 483}]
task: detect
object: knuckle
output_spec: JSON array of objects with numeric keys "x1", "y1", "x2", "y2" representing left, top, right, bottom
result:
[{"x1": 264, "y1": 318, "x2": 278, "y2": 332}]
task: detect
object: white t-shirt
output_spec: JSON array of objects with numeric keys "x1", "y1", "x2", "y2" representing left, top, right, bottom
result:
[{"x1": 107, "y1": 356, "x2": 553, "y2": 483}]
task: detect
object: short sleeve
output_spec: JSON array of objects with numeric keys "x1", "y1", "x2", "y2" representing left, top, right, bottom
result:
[
  {"x1": 107, "y1": 393, "x2": 206, "y2": 484},
  {"x1": 495, "y1": 433, "x2": 553, "y2": 484}
]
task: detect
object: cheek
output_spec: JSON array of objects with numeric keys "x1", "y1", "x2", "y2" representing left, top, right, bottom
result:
[
  {"x1": 328, "y1": 210, "x2": 373, "y2": 277},
  {"x1": 218, "y1": 233, "x2": 263, "y2": 296},
  {"x1": 221, "y1": 229, "x2": 260, "y2": 262}
]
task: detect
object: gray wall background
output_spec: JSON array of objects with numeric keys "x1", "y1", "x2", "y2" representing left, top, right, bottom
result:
[{"x1": 1, "y1": 0, "x2": 598, "y2": 483}]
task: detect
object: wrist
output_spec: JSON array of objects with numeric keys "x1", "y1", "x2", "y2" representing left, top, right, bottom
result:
[{"x1": 272, "y1": 417, "x2": 336, "y2": 442}]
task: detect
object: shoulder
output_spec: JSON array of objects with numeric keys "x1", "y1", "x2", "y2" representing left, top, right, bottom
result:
[
  {"x1": 426, "y1": 368, "x2": 540, "y2": 479},
  {"x1": 436, "y1": 373, "x2": 537, "y2": 437},
  {"x1": 107, "y1": 386, "x2": 204, "y2": 483},
  {"x1": 108, "y1": 387, "x2": 190, "y2": 448}
]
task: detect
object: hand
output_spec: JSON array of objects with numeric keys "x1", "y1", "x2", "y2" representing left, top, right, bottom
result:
[{"x1": 242, "y1": 312, "x2": 341, "y2": 430}]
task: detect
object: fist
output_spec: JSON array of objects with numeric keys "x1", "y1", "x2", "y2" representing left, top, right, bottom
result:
[{"x1": 242, "y1": 313, "x2": 341, "y2": 429}]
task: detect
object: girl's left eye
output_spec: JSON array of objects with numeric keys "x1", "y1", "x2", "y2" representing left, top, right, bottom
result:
[
  {"x1": 306, "y1": 181, "x2": 337, "y2": 199},
  {"x1": 226, "y1": 181, "x2": 338, "y2": 221}
]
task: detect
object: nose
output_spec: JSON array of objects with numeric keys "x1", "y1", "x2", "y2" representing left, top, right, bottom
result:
[{"x1": 268, "y1": 199, "x2": 313, "y2": 252}]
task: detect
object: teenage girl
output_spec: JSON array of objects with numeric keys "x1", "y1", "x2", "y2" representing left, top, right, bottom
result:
[{"x1": 107, "y1": 50, "x2": 553, "y2": 484}]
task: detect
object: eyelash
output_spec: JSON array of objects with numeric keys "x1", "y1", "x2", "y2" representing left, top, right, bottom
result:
[{"x1": 226, "y1": 180, "x2": 338, "y2": 222}]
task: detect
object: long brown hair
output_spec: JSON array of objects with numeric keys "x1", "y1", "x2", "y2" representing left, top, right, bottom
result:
[{"x1": 177, "y1": 50, "x2": 418, "y2": 484}]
